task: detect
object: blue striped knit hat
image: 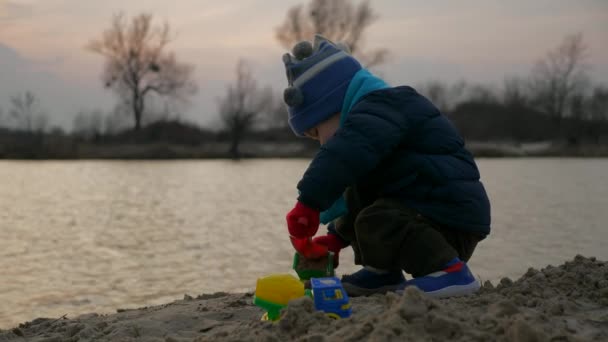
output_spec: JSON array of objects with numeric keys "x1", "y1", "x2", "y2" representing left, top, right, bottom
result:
[{"x1": 282, "y1": 35, "x2": 362, "y2": 136}]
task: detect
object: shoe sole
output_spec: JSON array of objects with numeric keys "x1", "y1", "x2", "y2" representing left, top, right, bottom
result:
[
  {"x1": 398, "y1": 280, "x2": 481, "y2": 298},
  {"x1": 342, "y1": 282, "x2": 404, "y2": 297}
]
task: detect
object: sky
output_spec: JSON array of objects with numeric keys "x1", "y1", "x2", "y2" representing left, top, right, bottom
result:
[{"x1": 1, "y1": 0, "x2": 607, "y2": 130}]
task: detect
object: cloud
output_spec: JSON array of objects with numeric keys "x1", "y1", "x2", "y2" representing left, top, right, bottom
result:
[
  {"x1": 1, "y1": 0, "x2": 607, "y2": 130},
  {"x1": 0, "y1": 1, "x2": 35, "y2": 21},
  {"x1": 0, "y1": 42, "x2": 25, "y2": 66},
  {"x1": 0, "y1": 43, "x2": 111, "y2": 129}
]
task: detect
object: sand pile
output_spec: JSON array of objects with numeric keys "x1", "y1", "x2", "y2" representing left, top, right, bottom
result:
[{"x1": 1, "y1": 255, "x2": 607, "y2": 342}]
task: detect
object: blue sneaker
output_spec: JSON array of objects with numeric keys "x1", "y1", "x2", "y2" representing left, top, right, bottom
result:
[
  {"x1": 399, "y1": 258, "x2": 480, "y2": 298},
  {"x1": 341, "y1": 267, "x2": 406, "y2": 297}
]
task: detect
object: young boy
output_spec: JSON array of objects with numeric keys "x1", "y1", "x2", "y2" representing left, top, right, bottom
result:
[{"x1": 283, "y1": 35, "x2": 491, "y2": 297}]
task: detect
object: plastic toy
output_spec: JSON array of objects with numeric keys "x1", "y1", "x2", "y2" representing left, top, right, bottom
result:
[
  {"x1": 290, "y1": 236, "x2": 335, "y2": 280},
  {"x1": 253, "y1": 274, "x2": 351, "y2": 321},
  {"x1": 253, "y1": 274, "x2": 304, "y2": 321},
  {"x1": 309, "y1": 277, "x2": 352, "y2": 319},
  {"x1": 292, "y1": 251, "x2": 334, "y2": 280}
]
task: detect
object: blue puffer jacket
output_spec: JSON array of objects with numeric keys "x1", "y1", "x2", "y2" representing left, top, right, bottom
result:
[{"x1": 297, "y1": 86, "x2": 491, "y2": 236}]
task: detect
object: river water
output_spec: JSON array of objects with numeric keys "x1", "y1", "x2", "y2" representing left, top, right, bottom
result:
[{"x1": 1, "y1": 159, "x2": 607, "y2": 328}]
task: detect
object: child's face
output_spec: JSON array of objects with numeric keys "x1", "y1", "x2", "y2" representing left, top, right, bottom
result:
[{"x1": 304, "y1": 113, "x2": 341, "y2": 145}]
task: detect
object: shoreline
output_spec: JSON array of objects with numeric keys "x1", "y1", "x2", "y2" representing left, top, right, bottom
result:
[
  {"x1": 2, "y1": 141, "x2": 608, "y2": 159},
  {"x1": 1, "y1": 255, "x2": 606, "y2": 341}
]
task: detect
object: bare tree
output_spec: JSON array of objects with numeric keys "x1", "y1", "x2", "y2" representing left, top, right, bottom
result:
[
  {"x1": 105, "y1": 105, "x2": 131, "y2": 135},
  {"x1": 589, "y1": 86, "x2": 608, "y2": 122},
  {"x1": 465, "y1": 84, "x2": 499, "y2": 105},
  {"x1": 416, "y1": 80, "x2": 468, "y2": 113},
  {"x1": 260, "y1": 93, "x2": 290, "y2": 130},
  {"x1": 529, "y1": 33, "x2": 590, "y2": 124},
  {"x1": 87, "y1": 13, "x2": 197, "y2": 130},
  {"x1": 276, "y1": 0, "x2": 387, "y2": 67},
  {"x1": 9, "y1": 91, "x2": 48, "y2": 133},
  {"x1": 417, "y1": 81, "x2": 448, "y2": 113},
  {"x1": 141, "y1": 96, "x2": 179, "y2": 125},
  {"x1": 218, "y1": 60, "x2": 272, "y2": 159},
  {"x1": 73, "y1": 109, "x2": 105, "y2": 140},
  {"x1": 502, "y1": 77, "x2": 529, "y2": 108}
]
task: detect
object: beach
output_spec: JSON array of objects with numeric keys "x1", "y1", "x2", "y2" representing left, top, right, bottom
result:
[{"x1": 1, "y1": 255, "x2": 606, "y2": 342}]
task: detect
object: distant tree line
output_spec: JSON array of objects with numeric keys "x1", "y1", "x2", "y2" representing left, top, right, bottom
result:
[
  {"x1": 417, "y1": 33, "x2": 608, "y2": 145},
  {"x1": 1, "y1": 1, "x2": 607, "y2": 159}
]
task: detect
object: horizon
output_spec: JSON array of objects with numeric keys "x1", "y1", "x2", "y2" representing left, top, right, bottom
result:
[{"x1": 1, "y1": 0, "x2": 607, "y2": 130}]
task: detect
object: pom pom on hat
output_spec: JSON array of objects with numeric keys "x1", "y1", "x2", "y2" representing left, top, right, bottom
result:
[
  {"x1": 284, "y1": 86, "x2": 304, "y2": 107},
  {"x1": 292, "y1": 41, "x2": 314, "y2": 60}
]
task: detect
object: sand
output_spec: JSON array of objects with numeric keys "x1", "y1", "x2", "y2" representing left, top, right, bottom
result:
[{"x1": 1, "y1": 255, "x2": 607, "y2": 342}]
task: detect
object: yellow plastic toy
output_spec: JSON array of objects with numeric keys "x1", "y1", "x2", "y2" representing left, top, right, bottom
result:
[{"x1": 253, "y1": 274, "x2": 305, "y2": 321}]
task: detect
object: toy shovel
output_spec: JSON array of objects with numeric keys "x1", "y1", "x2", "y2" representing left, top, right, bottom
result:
[{"x1": 290, "y1": 237, "x2": 335, "y2": 280}]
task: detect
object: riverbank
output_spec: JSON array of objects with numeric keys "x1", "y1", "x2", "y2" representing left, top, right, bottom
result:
[
  {"x1": 2, "y1": 140, "x2": 608, "y2": 159},
  {"x1": 0, "y1": 255, "x2": 606, "y2": 341}
]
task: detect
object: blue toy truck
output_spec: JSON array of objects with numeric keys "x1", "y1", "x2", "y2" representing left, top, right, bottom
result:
[{"x1": 309, "y1": 277, "x2": 352, "y2": 319}]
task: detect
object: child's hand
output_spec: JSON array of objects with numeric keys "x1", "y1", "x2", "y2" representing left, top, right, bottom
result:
[
  {"x1": 286, "y1": 201, "x2": 320, "y2": 238},
  {"x1": 313, "y1": 234, "x2": 349, "y2": 268}
]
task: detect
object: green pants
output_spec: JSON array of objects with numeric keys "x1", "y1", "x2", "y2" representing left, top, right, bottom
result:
[{"x1": 334, "y1": 186, "x2": 483, "y2": 277}]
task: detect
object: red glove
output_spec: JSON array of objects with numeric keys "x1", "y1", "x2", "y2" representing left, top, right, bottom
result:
[
  {"x1": 313, "y1": 234, "x2": 349, "y2": 268},
  {"x1": 286, "y1": 201, "x2": 320, "y2": 239}
]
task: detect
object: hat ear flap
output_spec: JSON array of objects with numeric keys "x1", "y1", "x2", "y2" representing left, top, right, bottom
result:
[
  {"x1": 282, "y1": 53, "x2": 295, "y2": 84},
  {"x1": 282, "y1": 53, "x2": 293, "y2": 65}
]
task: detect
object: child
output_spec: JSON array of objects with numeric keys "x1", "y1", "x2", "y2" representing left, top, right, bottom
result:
[{"x1": 283, "y1": 35, "x2": 491, "y2": 297}]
